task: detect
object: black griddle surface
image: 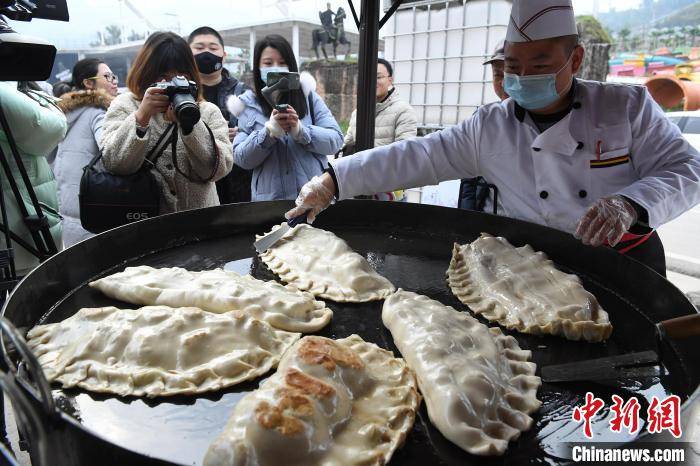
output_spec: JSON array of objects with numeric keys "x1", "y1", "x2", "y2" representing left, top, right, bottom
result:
[{"x1": 41, "y1": 225, "x2": 683, "y2": 466}]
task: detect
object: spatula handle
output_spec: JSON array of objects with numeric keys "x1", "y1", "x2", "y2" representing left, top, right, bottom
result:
[
  {"x1": 657, "y1": 313, "x2": 700, "y2": 340},
  {"x1": 287, "y1": 211, "x2": 310, "y2": 228}
]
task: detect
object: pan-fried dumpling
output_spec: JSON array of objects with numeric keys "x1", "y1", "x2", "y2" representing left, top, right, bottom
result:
[
  {"x1": 447, "y1": 233, "x2": 613, "y2": 342},
  {"x1": 89, "y1": 266, "x2": 332, "y2": 333},
  {"x1": 204, "y1": 334, "x2": 420, "y2": 466},
  {"x1": 27, "y1": 306, "x2": 301, "y2": 398},
  {"x1": 257, "y1": 224, "x2": 395, "y2": 302},
  {"x1": 382, "y1": 290, "x2": 541, "y2": 456}
]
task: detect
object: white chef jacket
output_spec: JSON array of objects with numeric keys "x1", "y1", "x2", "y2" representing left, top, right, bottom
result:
[{"x1": 330, "y1": 79, "x2": 700, "y2": 234}]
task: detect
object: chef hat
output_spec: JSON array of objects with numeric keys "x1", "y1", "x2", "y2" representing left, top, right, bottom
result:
[
  {"x1": 483, "y1": 39, "x2": 505, "y2": 65},
  {"x1": 506, "y1": 0, "x2": 578, "y2": 43}
]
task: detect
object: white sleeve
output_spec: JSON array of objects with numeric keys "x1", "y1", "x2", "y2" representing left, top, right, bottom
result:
[
  {"x1": 617, "y1": 87, "x2": 700, "y2": 228},
  {"x1": 329, "y1": 114, "x2": 481, "y2": 200}
]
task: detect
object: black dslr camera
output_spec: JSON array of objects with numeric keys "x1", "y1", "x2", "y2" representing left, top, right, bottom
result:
[{"x1": 151, "y1": 76, "x2": 200, "y2": 133}]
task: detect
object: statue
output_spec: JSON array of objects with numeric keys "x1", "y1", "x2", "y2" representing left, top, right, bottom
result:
[
  {"x1": 319, "y1": 3, "x2": 336, "y2": 41},
  {"x1": 312, "y1": 4, "x2": 351, "y2": 60}
]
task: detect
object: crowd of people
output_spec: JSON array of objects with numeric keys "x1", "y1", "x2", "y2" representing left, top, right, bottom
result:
[
  {"x1": 0, "y1": 26, "x2": 418, "y2": 277},
  {"x1": 8, "y1": 0, "x2": 697, "y2": 282}
]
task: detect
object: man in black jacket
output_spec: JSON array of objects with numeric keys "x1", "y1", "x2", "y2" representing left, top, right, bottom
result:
[{"x1": 189, "y1": 26, "x2": 251, "y2": 203}]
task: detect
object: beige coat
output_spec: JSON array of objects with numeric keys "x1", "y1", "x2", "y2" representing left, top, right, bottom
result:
[
  {"x1": 344, "y1": 89, "x2": 417, "y2": 148},
  {"x1": 101, "y1": 92, "x2": 233, "y2": 213}
]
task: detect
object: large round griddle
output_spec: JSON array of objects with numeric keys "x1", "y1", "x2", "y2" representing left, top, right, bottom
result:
[{"x1": 2, "y1": 200, "x2": 698, "y2": 466}]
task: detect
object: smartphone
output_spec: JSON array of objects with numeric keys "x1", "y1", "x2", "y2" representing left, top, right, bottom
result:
[
  {"x1": 275, "y1": 104, "x2": 289, "y2": 112},
  {"x1": 266, "y1": 72, "x2": 301, "y2": 90}
]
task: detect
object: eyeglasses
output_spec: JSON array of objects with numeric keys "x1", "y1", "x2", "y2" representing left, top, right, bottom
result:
[{"x1": 89, "y1": 73, "x2": 118, "y2": 83}]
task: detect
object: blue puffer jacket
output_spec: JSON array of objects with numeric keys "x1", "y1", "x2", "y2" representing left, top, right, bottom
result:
[{"x1": 232, "y1": 87, "x2": 343, "y2": 201}]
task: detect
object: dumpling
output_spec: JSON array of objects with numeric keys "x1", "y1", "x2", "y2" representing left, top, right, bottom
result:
[
  {"x1": 382, "y1": 290, "x2": 541, "y2": 456},
  {"x1": 204, "y1": 334, "x2": 420, "y2": 466},
  {"x1": 27, "y1": 306, "x2": 301, "y2": 398},
  {"x1": 447, "y1": 233, "x2": 613, "y2": 342},
  {"x1": 257, "y1": 224, "x2": 395, "y2": 302},
  {"x1": 89, "y1": 266, "x2": 332, "y2": 333}
]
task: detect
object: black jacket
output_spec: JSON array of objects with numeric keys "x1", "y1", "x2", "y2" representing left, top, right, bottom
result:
[{"x1": 209, "y1": 73, "x2": 252, "y2": 204}]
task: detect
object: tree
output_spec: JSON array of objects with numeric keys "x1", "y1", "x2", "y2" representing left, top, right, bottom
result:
[
  {"x1": 649, "y1": 29, "x2": 662, "y2": 50},
  {"x1": 630, "y1": 34, "x2": 642, "y2": 52},
  {"x1": 128, "y1": 30, "x2": 145, "y2": 42},
  {"x1": 576, "y1": 15, "x2": 613, "y2": 43},
  {"x1": 104, "y1": 25, "x2": 122, "y2": 46},
  {"x1": 619, "y1": 27, "x2": 631, "y2": 51},
  {"x1": 690, "y1": 26, "x2": 700, "y2": 46}
]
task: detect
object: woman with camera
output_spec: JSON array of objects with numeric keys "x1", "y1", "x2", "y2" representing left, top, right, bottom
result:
[
  {"x1": 100, "y1": 32, "x2": 233, "y2": 214},
  {"x1": 53, "y1": 58, "x2": 117, "y2": 247},
  {"x1": 230, "y1": 34, "x2": 343, "y2": 201}
]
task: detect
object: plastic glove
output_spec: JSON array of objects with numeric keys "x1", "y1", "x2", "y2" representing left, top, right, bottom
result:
[
  {"x1": 265, "y1": 114, "x2": 285, "y2": 139},
  {"x1": 574, "y1": 195, "x2": 638, "y2": 247},
  {"x1": 285, "y1": 174, "x2": 335, "y2": 223}
]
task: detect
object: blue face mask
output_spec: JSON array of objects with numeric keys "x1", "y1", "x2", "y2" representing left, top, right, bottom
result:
[
  {"x1": 503, "y1": 54, "x2": 573, "y2": 110},
  {"x1": 260, "y1": 66, "x2": 289, "y2": 84}
]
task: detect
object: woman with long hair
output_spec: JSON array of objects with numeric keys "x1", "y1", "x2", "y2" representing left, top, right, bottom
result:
[
  {"x1": 100, "y1": 31, "x2": 232, "y2": 214},
  {"x1": 54, "y1": 58, "x2": 117, "y2": 247},
  {"x1": 229, "y1": 34, "x2": 342, "y2": 201}
]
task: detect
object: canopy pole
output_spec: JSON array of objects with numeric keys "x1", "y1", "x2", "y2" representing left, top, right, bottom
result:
[{"x1": 354, "y1": 0, "x2": 380, "y2": 152}]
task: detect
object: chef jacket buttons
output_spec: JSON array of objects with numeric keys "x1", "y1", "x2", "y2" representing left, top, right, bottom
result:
[
  {"x1": 573, "y1": 102, "x2": 581, "y2": 109},
  {"x1": 533, "y1": 147, "x2": 541, "y2": 152},
  {"x1": 540, "y1": 190, "x2": 548, "y2": 199},
  {"x1": 576, "y1": 141, "x2": 584, "y2": 150},
  {"x1": 579, "y1": 190, "x2": 587, "y2": 198}
]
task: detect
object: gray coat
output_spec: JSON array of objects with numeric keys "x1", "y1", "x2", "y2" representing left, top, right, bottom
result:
[{"x1": 54, "y1": 90, "x2": 113, "y2": 247}]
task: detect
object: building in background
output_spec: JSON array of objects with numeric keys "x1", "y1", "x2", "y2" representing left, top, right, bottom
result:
[
  {"x1": 50, "y1": 19, "x2": 381, "y2": 86},
  {"x1": 382, "y1": 0, "x2": 510, "y2": 131}
]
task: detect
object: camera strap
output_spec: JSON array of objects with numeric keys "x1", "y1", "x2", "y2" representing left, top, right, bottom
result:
[
  {"x1": 171, "y1": 122, "x2": 220, "y2": 184},
  {"x1": 85, "y1": 123, "x2": 176, "y2": 171},
  {"x1": 143, "y1": 123, "x2": 176, "y2": 169}
]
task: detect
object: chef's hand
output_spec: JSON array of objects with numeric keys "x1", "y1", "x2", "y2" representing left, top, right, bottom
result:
[
  {"x1": 574, "y1": 195, "x2": 638, "y2": 247},
  {"x1": 285, "y1": 173, "x2": 336, "y2": 223}
]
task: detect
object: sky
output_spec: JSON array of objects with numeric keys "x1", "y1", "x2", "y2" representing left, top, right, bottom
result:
[{"x1": 7, "y1": 0, "x2": 644, "y2": 50}]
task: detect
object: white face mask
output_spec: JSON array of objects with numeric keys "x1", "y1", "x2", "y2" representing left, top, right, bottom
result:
[{"x1": 259, "y1": 66, "x2": 289, "y2": 84}]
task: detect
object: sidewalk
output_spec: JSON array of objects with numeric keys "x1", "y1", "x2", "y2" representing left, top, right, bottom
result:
[{"x1": 658, "y1": 205, "x2": 700, "y2": 309}]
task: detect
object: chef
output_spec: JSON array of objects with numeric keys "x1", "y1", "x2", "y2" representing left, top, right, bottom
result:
[{"x1": 286, "y1": 0, "x2": 700, "y2": 276}]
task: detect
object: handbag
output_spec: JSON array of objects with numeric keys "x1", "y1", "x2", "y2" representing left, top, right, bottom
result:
[{"x1": 79, "y1": 124, "x2": 175, "y2": 233}]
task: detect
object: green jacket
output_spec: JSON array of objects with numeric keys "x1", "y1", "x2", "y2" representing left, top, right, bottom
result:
[{"x1": 0, "y1": 82, "x2": 66, "y2": 275}]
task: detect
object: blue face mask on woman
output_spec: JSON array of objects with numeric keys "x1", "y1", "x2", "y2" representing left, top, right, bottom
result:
[
  {"x1": 260, "y1": 66, "x2": 289, "y2": 84},
  {"x1": 503, "y1": 53, "x2": 573, "y2": 110}
]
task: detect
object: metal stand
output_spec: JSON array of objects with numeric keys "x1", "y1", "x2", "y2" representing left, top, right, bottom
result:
[
  {"x1": 348, "y1": 0, "x2": 404, "y2": 153},
  {"x1": 0, "y1": 90, "x2": 59, "y2": 292}
]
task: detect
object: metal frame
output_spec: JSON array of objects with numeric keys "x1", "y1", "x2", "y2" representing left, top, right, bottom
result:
[
  {"x1": 383, "y1": 0, "x2": 509, "y2": 128},
  {"x1": 349, "y1": 0, "x2": 384, "y2": 153}
]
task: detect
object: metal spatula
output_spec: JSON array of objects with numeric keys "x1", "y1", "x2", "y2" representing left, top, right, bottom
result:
[
  {"x1": 541, "y1": 313, "x2": 700, "y2": 383},
  {"x1": 253, "y1": 212, "x2": 308, "y2": 253}
]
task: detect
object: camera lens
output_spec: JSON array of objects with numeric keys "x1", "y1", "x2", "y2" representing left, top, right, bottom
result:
[{"x1": 172, "y1": 93, "x2": 200, "y2": 133}]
